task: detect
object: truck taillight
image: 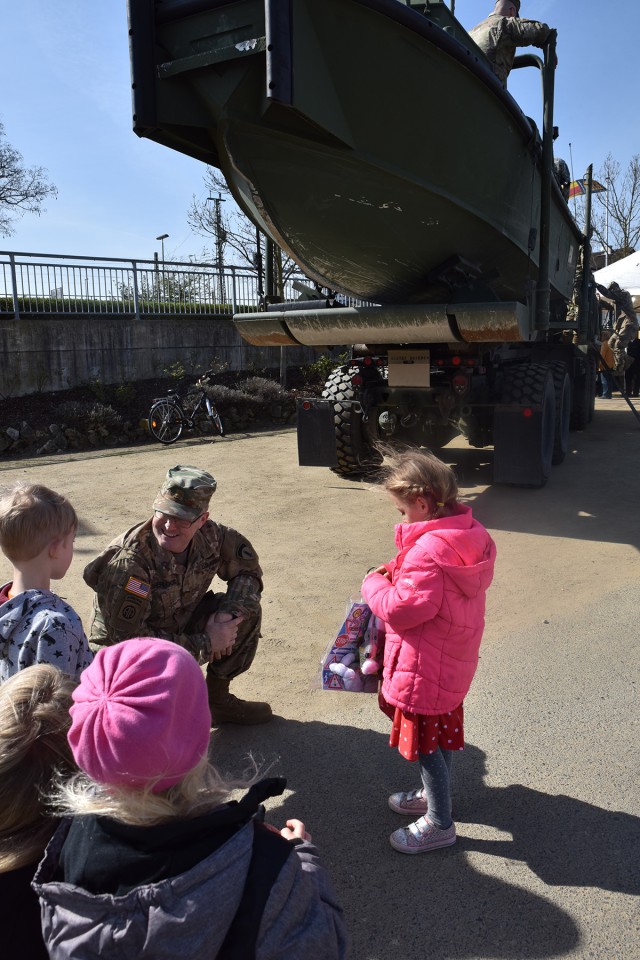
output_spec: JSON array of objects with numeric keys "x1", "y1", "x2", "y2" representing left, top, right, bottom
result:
[
  {"x1": 352, "y1": 374, "x2": 363, "y2": 386},
  {"x1": 452, "y1": 356, "x2": 462, "y2": 366}
]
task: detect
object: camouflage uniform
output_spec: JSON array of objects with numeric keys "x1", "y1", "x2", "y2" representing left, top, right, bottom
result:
[
  {"x1": 83, "y1": 518, "x2": 263, "y2": 681},
  {"x1": 469, "y1": 13, "x2": 551, "y2": 86},
  {"x1": 596, "y1": 283, "x2": 639, "y2": 376},
  {"x1": 553, "y1": 158, "x2": 571, "y2": 201}
]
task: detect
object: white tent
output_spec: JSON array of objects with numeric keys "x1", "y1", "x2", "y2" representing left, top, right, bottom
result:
[{"x1": 593, "y1": 252, "x2": 640, "y2": 299}]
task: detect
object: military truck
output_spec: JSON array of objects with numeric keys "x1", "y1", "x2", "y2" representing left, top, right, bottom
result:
[{"x1": 128, "y1": 0, "x2": 599, "y2": 486}]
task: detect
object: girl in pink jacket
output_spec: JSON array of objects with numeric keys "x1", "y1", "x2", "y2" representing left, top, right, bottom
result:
[{"x1": 361, "y1": 450, "x2": 496, "y2": 854}]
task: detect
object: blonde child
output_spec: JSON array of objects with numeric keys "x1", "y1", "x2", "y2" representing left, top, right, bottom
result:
[
  {"x1": 361, "y1": 450, "x2": 496, "y2": 854},
  {"x1": 34, "y1": 637, "x2": 347, "y2": 959},
  {"x1": 0, "y1": 664, "x2": 77, "y2": 958},
  {"x1": 0, "y1": 482, "x2": 92, "y2": 682}
]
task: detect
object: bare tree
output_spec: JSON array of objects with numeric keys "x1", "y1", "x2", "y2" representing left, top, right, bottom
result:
[
  {"x1": 187, "y1": 166, "x2": 299, "y2": 297},
  {"x1": 0, "y1": 123, "x2": 57, "y2": 236},
  {"x1": 573, "y1": 154, "x2": 640, "y2": 261}
]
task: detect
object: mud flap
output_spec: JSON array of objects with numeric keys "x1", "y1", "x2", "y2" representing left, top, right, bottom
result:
[
  {"x1": 493, "y1": 403, "x2": 553, "y2": 487},
  {"x1": 296, "y1": 398, "x2": 338, "y2": 467},
  {"x1": 493, "y1": 363, "x2": 556, "y2": 487}
]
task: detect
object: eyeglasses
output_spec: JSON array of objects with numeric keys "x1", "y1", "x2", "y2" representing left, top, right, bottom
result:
[{"x1": 153, "y1": 510, "x2": 203, "y2": 530}]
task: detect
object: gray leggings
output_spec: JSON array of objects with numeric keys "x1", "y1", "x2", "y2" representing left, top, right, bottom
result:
[{"x1": 419, "y1": 747, "x2": 455, "y2": 830}]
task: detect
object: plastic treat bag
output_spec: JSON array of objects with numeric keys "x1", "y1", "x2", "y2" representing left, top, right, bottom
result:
[
  {"x1": 360, "y1": 613, "x2": 385, "y2": 676},
  {"x1": 319, "y1": 600, "x2": 380, "y2": 693}
]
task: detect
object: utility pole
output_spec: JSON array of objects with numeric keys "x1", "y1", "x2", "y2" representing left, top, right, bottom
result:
[
  {"x1": 208, "y1": 195, "x2": 226, "y2": 305},
  {"x1": 605, "y1": 176, "x2": 610, "y2": 266}
]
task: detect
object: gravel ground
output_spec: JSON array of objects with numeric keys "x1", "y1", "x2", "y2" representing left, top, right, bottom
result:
[{"x1": 1, "y1": 396, "x2": 638, "y2": 960}]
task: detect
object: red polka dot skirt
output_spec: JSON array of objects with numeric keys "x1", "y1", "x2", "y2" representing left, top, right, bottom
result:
[{"x1": 379, "y1": 692, "x2": 464, "y2": 761}]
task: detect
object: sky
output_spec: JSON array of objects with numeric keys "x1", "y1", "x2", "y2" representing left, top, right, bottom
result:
[{"x1": 2, "y1": 0, "x2": 639, "y2": 265}]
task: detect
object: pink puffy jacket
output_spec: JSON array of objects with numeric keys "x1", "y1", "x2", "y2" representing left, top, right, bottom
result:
[{"x1": 361, "y1": 504, "x2": 496, "y2": 715}]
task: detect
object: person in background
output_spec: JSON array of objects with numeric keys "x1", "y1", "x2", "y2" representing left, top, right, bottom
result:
[
  {"x1": 598, "y1": 331, "x2": 617, "y2": 399},
  {"x1": 34, "y1": 637, "x2": 347, "y2": 960},
  {"x1": 0, "y1": 664, "x2": 76, "y2": 959},
  {"x1": 0, "y1": 483, "x2": 92, "y2": 682},
  {"x1": 596, "y1": 282, "x2": 638, "y2": 381},
  {"x1": 469, "y1": 0, "x2": 553, "y2": 88},
  {"x1": 625, "y1": 333, "x2": 640, "y2": 397},
  {"x1": 83, "y1": 464, "x2": 271, "y2": 725}
]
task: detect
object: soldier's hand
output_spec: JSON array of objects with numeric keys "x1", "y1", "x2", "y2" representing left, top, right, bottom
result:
[{"x1": 206, "y1": 611, "x2": 245, "y2": 660}]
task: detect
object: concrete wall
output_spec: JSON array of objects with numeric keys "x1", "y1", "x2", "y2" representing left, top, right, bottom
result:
[{"x1": 0, "y1": 313, "x2": 322, "y2": 396}]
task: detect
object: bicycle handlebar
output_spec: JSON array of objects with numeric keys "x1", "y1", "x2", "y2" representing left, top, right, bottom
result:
[{"x1": 195, "y1": 368, "x2": 217, "y2": 386}]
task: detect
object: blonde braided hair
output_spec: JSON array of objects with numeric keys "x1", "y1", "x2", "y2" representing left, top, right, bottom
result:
[{"x1": 378, "y1": 447, "x2": 458, "y2": 520}]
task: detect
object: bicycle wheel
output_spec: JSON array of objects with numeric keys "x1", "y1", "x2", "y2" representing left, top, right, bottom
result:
[
  {"x1": 205, "y1": 398, "x2": 225, "y2": 436},
  {"x1": 149, "y1": 400, "x2": 183, "y2": 444}
]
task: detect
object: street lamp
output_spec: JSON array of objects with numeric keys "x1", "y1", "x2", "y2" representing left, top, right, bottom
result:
[
  {"x1": 156, "y1": 233, "x2": 169, "y2": 266},
  {"x1": 155, "y1": 234, "x2": 169, "y2": 300}
]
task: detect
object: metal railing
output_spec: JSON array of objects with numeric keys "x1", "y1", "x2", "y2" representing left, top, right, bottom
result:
[{"x1": 0, "y1": 251, "x2": 365, "y2": 320}]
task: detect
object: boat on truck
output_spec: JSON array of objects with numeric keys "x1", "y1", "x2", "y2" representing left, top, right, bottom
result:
[{"x1": 128, "y1": 0, "x2": 599, "y2": 486}]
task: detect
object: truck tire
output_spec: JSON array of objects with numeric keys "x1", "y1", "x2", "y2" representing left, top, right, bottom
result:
[
  {"x1": 322, "y1": 368, "x2": 382, "y2": 476},
  {"x1": 493, "y1": 362, "x2": 555, "y2": 486},
  {"x1": 550, "y1": 362, "x2": 571, "y2": 464},
  {"x1": 571, "y1": 356, "x2": 596, "y2": 430}
]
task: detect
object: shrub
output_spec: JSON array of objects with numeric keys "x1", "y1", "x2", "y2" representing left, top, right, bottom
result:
[
  {"x1": 203, "y1": 383, "x2": 246, "y2": 405},
  {"x1": 163, "y1": 360, "x2": 186, "y2": 382},
  {"x1": 114, "y1": 382, "x2": 136, "y2": 407},
  {"x1": 204, "y1": 383, "x2": 266, "y2": 421},
  {"x1": 302, "y1": 351, "x2": 350, "y2": 386},
  {"x1": 238, "y1": 377, "x2": 286, "y2": 402},
  {"x1": 54, "y1": 400, "x2": 123, "y2": 434}
]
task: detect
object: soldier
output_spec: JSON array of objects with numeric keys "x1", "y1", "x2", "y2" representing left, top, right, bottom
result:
[
  {"x1": 469, "y1": 1, "x2": 553, "y2": 88},
  {"x1": 553, "y1": 157, "x2": 571, "y2": 202},
  {"x1": 596, "y1": 282, "x2": 639, "y2": 379},
  {"x1": 83, "y1": 464, "x2": 272, "y2": 725}
]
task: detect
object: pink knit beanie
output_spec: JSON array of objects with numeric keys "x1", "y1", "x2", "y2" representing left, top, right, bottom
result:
[{"x1": 68, "y1": 638, "x2": 210, "y2": 793}]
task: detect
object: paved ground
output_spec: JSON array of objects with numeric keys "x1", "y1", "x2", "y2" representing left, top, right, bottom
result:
[{"x1": 1, "y1": 397, "x2": 638, "y2": 959}]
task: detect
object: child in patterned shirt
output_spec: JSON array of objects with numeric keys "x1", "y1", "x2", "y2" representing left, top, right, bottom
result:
[{"x1": 0, "y1": 483, "x2": 92, "y2": 682}]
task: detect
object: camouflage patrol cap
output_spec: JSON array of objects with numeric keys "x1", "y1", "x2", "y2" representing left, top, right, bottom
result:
[{"x1": 153, "y1": 464, "x2": 217, "y2": 521}]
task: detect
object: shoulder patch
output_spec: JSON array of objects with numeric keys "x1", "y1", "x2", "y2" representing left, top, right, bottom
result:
[
  {"x1": 116, "y1": 594, "x2": 145, "y2": 626},
  {"x1": 124, "y1": 577, "x2": 151, "y2": 598},
  {"x1": 237, "y1": 543, "x2": 255, "y2": 561}
]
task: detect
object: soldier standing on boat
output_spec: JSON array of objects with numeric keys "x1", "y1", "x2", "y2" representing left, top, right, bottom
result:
[{"x1": 469, "y1": 1, "x2": 553, "y2": 87}]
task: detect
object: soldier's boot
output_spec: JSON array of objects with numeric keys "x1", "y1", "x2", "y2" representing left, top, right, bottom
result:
[{"x1": 206, "y1": 676, "x2": 272, "y2": 726}]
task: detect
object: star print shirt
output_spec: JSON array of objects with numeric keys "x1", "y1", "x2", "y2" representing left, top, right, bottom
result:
[{"x1": 0, "y1": 585, "x2": 93, "y2": 682}]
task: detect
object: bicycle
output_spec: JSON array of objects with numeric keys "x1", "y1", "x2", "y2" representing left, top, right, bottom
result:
[{"x1": 148, "y1": 370, "x2": 225, "y2": 445}]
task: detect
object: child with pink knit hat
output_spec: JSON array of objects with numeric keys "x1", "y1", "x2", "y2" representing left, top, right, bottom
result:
[{"x1": 33, "y1": 637, "x2": 347, "y2": 960}]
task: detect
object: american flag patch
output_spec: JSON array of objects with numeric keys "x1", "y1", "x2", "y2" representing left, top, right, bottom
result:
[{"x1": 124, "y1": 577, "x2": 151, "y2": 598}]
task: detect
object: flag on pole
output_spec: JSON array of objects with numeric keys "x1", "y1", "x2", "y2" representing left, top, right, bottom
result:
[{"x1": 568, "y1": 178, "x2": 607, "y2": 199}]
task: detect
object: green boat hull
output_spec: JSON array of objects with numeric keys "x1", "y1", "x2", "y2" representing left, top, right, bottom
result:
[{"x1": 131, "y1": 0, "x2": 580, "y2": 309}]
